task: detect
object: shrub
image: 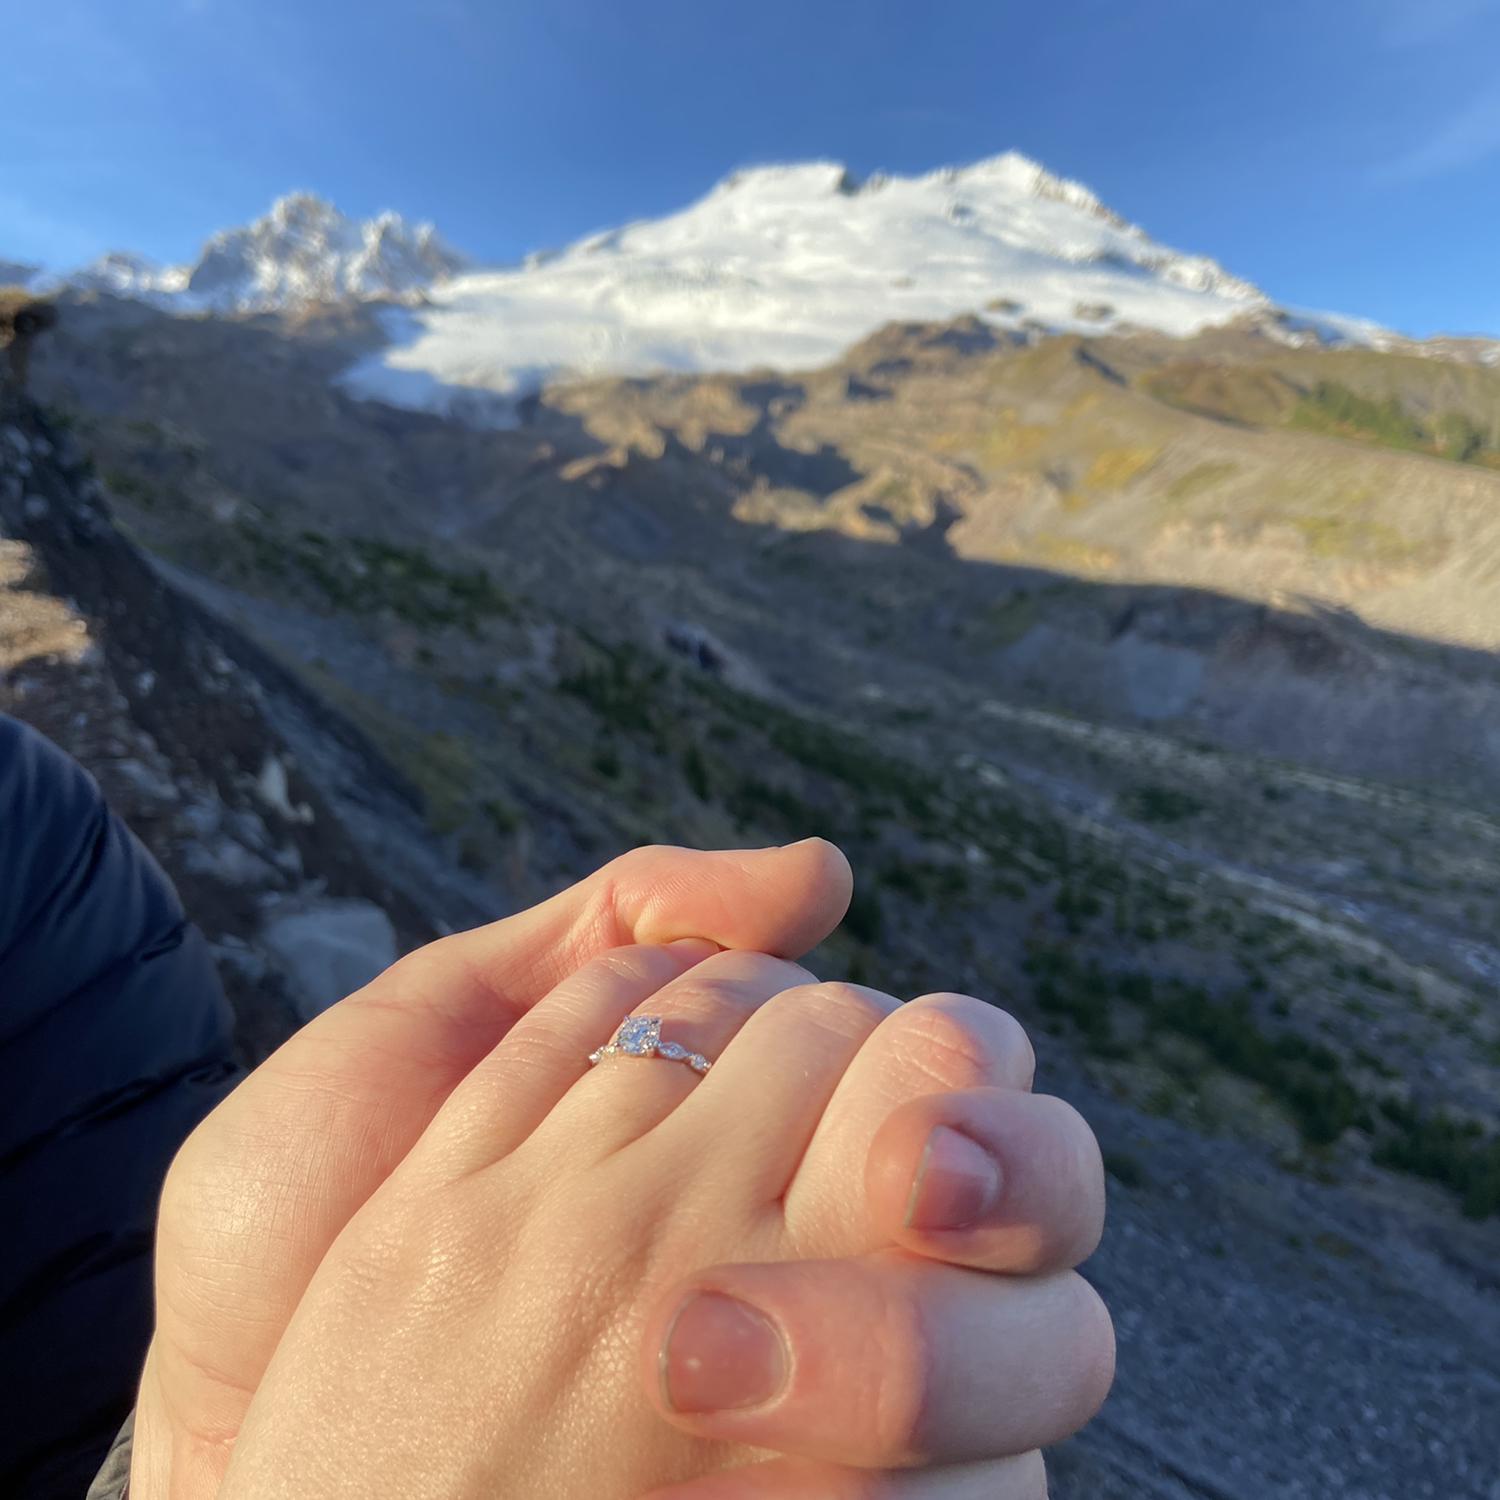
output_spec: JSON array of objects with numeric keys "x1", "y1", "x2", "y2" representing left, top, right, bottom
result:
[
  {"x1": 1127, "y1": 784, "x2": 1205, "y2": 824},
  {"x1": 1103, "y1": 1151, "x2": 1147, "y2": 1188}
]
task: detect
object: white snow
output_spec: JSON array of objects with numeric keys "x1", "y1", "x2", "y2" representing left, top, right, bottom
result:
[
  {"x1": 54, "y1": 193, "x2": 467, "y2": 313},
  {"x1": 340, "y1": 152, "x2": 1281, "y2": 414},
  {"x1": 67, "y1": 251, "x2": 190, "y2": 301},
  {"x1": 11, "y1": 150, "x2": 1447, "y2": 409}
]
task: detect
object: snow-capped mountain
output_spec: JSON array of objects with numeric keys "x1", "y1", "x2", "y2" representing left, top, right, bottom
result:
[
  {"x1": 17, "y1": 153, "x2": 1398, "y2": 410},
  {"x1": 69, "y1": 251, "x2": 190, "y2": 300},
  {"x1": 64, "y1": 193, "x2": 468, "y2": 313},
  {"x1": 341, "y1": 151, "x2": 1367, "y2": 413},
  {"x1": 186, "y1": 194, "x2": 468, "y2": 311}
]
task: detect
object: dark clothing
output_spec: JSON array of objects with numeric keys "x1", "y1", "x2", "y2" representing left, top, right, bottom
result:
[{"x1": 0, "y1": 715, "x2": 242, "y2": 1499}]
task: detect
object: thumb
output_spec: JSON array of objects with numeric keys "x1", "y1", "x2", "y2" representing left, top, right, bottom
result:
[{"x1": 144, "y1": 839, "x2": 851, "y2": 1497}]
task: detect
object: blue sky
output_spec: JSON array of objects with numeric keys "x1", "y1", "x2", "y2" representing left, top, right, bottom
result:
[{"x1": 4, "y1": 0, "x2": 1499, "y2": 336}]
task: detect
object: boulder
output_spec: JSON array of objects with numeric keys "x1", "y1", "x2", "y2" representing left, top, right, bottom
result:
[{"x1": 260, "y1": 899, "x2": 398, "y2": 1021}]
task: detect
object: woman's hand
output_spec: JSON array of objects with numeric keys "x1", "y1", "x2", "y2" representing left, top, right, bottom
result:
[
  {"x1": 210, "y1": 943, "x2": 1111, "y2": 1498},
  {"x1": 133, "y1": 840, "x2": 854, "y2": 1500}
]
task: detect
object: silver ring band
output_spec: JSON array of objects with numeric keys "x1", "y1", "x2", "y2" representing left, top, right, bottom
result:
[{"x1": 588, "y1": 1015, "x2": 712, "y2": 1075}]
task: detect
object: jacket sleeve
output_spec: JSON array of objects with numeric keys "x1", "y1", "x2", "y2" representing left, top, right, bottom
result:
[
  {"x1": 0, "y1": 715, "x2": 243, "y2": 1499},
  {"x1": 84, "y1": 1409, "x2": 134, "y2": 1500}
]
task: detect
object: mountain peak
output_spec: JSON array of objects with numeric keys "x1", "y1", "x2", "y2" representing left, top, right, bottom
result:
[
  {"x1": 712, "y1": 160, "x2": 856, "y2": 198},
  {"x1": 340, "y1": 149, "x2": 1286, "y2": 414},
  {"x1": 57, "y1": 194, "x2": 469, "y2": 314},
  {"x1": 269, "y1": 190, "x2": 341, "y2": 220}
]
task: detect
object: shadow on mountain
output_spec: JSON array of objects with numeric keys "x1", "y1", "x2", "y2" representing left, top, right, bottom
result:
[
  {"x1": 505, "y1": 396, "x2": 1500, "y2": 801},
  {"x1": 30, "y1": 292, "x2": 1500, "y2": 801}
]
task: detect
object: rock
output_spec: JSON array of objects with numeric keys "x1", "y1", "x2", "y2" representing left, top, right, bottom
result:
[
  {"x1": 181, "y1": 834, "x2": 279, "y2": 887},
  {"x1": 112, "y1": 755, "x2": 181, "y2": 804},
  {"x1": 177, "y1": 794, "x2": 224, "y2": 838},
  {"x1": 254, "y1": 752, "x2": 314, "y2": 823},
  {"x1": 23, "y1": 493, "x2": 48, "y2": 519},
  {"x1": 260, "y1": 899, "x2": 398, "y2": 1021}
]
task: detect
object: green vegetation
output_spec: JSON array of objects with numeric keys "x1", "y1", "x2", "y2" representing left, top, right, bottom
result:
[
  {"x1": 235, "y1": 519, "x2": 513, "y2": 634},
  {"x1": 547, "y1": 634, "x2": 1498, "y2": 1219},
  {"x1": 103, "y1": 468, "x2": 158, "y2": 508},
  {"x1": 970, "y1": 584, "x2": 1080, "y2": 650},
  {"x1": 1102, "y1": 1151, "x2": 1148, "y2": 1188},
  {"x1": 1287, "y1": 508, "x2": 1429, "y2": 565},
  {"x1": 1081, "y1": 443, "x2": 1159, "y2": 492},
  {"x1": 394, "y1": 729, "x2": 479, "y2": 835},
  {"x1": 1289, "y1": 380, "x2": 1500, "y2": 468},
  {"x1": 1023, "y1": 933, "x2": 1498, "y2": 1216},
  {"x1": 1143, "y1": 363, "x2": 1299, "y2": 425},
  {"x1": 1374, "y1": 1100, "x2": 1500, "y2": 1220},
  {"x1": 1290, "y1": 382, "x2": 1426, "y2": 450},
  {"x1": 1126, "y1": 783, "x2": 1206, "y2": 824},
  {"x1": 1163, "y1": 461, "x2": 1238, "y2": 505}
]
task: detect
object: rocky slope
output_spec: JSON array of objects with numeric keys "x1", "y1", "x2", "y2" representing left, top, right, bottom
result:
[
  {"x1": 7, "y1": 298, "x2": 1500, "y2": 1496},
  {"x1": 0, "y1": 402, "x2": 494, "y2": 1065}
]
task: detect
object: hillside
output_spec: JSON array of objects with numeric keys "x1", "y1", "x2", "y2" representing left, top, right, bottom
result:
[{"x1": 8, "y1": 290, "x2": 1500, "y2": 1495}]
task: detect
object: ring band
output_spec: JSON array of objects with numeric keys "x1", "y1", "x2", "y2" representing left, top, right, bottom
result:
[{"x1": 588, "y1": 1015, "x2": 712, "y2": 1075}]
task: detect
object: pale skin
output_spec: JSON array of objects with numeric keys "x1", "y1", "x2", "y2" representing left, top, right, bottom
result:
[{"x1": 132, "y1": 841, "x2": 1113, "y2": 1499}]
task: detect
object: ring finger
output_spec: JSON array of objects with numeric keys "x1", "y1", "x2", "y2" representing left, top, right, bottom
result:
[{"x1": 428, "y1": 947, "x2": 817, "y2": 1177}]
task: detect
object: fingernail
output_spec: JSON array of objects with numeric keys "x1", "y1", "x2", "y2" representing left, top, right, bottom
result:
[
  {"x1": 905, "y1": 1125, "x2": 1002, "y2": 1231},
  {"x1": 660, "y1": 1291, "x2": 789, "y2": 1413}
]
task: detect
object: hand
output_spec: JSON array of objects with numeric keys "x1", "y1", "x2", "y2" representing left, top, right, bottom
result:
[
  {"x1": 132, "y1": 840, "x2": 853, "y2": 1499},
  {"x1": 213, "y1": 945, "x2": 1112, "y2": 1499}
]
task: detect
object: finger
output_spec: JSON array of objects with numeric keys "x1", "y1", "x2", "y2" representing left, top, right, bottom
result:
[
  {"x1": 640, "y1": 1451, "x2": 1049, "y2": 1499},
  {"x1": 865, "y1": 1089, "x2": 1106, "y2": 1273},
  {"x1": 406, "y1": 939, "x2": 718, "y2": 1177},
  {"x1": 639, "y1": 1253, "x2": 1114, "y2": 1467},
  {"x1": 447, "y1": 949, "x2": 816, "y2": 1172},
  {"x1": 654, "y1": 982, "x2": 901, "y2": 1201},
  {"x1": 150, "y1": 841, "x2": 851, "y2": 1477},
  {"x1": 783, "y1": 993, "x2": 1035, "y2": 1249}
]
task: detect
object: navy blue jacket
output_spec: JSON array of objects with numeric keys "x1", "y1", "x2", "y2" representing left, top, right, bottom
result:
[{"x1": 0, "y1": 715, "x2": 243, "y2": 1499}]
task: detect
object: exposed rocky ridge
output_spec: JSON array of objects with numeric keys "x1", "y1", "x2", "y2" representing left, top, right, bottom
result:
[
  {"x1": 7, "y1": 305, "x2": 1500, "y2": 1495},
  {"x1": 0, "y1": 402, "x2": 481, "y2": 1063},
  {"x1": 54, "y1": 193, "x2": 468, "y2": 313}
]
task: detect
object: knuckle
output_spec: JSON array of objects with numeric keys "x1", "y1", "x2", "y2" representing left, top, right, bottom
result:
[
  {"x1": 861, "y1": 1276, "x2": 934, "y2": 1463},
  {"x1": 780, "y1": 980, "x2": 898, "y2": 1032},
  {"x1": 704, "y1": 948, "x2": 799, "y2": 983},
  {"x1": 890, "y1": 993, "x2": 1030, "y2": 1088},
  {"x1": 678, "y1": 949, "x2": 813, "y2": 998},
  {"x1": 380, "y1": 937, "x2": 444, "y2": 993},
  {"x1": 1034, "y1": 1096, "x2": 1107, "y2": 1261},
  {"x1": 587, "y1": 944, "x2": 676, "y2": 988},
  {"x1": 610, "y1": 843, "x2": 670, "y2": 878},
  {"x1": 1062, "y1": 1274, "x2": 1117, "y2": 1424}
]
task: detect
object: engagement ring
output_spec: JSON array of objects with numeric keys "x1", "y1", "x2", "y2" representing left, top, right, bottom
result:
[{"x1": 588, "y1": 1015, "x2": 711, "y2": 1074}]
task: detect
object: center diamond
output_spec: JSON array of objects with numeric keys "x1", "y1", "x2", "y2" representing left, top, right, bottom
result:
[{"x1": 616, "y1": 1015, "x2": 661, "y2": 1056}]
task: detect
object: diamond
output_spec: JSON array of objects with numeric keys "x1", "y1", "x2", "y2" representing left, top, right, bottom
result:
[
  {"x1": 616, "y1": 1015, "x2": 661, "y2": 1056},
  {"x1": 658, "y1": 1041, "x2": 687, "y2": 1059},
  {"x1": 588, "y1": 1049, "x2": 603, "y2": 1065},
  {"x1": 688, "y1": 1054, "x2": 709, "y2": 1072}
]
